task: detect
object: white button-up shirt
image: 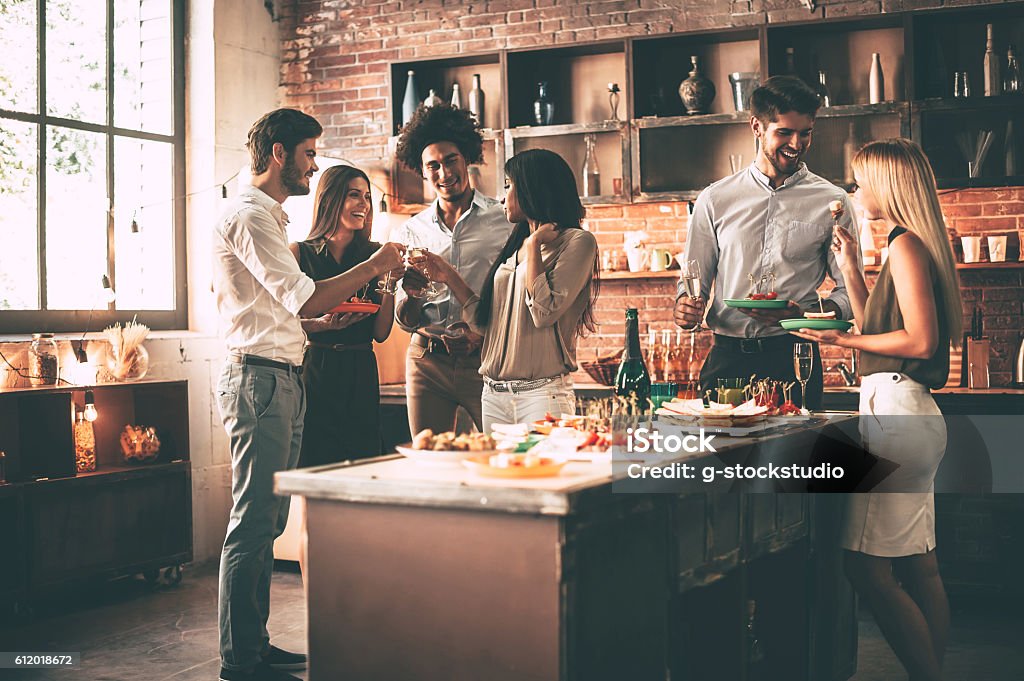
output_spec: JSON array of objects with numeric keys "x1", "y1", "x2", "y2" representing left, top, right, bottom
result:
[
  {"x1": 392, "y1": 190, "x2": 513, "y2": 331},
  {"x1": 681, "y1": 163, "x2": 861, "y2": 339},
  {"x1": 212, "y1": 186, "x2": 315, "y2": 365}
]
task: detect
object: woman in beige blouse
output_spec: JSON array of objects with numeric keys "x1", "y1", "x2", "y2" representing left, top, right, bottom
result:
[
  {"x1": 791, "y1": 139, "x2": 962, "y2": 681},
  {"x1": 413, "y1": 149, "x2": 600, "y2": 430}
]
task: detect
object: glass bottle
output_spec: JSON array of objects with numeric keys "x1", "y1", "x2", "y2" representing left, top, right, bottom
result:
[
  {"x1": 616, "y1": 309, "x2": 652, "y2": 413},
  {"x1": 533, "y1": 81, "x2": 555, "y2": 125},
  {"x1": 746, "y1": 600, "x2": 766, "y2": 679},
  {"x1": 869, "y1": 53, "x2": 884, "y2": 104},
  {"x1": 0, "y1": 450, "x2": 6, "y2": 484},
  {"x1": 469, "y1": 73, "x2": 485, "y2": 127},
  {"x1": 401, "y1": 70, "x2": 419, "y2": 128},
  {"x1": 984, "y1": 23, "x2": 1002, "y2": 97},
  {"x1": 842, "y1": 121, "x2": 858, "y2": 185},
  {"x1": 29, "y1": 332, "x2": 59, "y2": 386},
  {"x1": 814, "y1": 70, "x2": 832, "y2": 107},
  {"x1": 74, "y1": 410, "x2": 96, "y2": 473},
  {"x1": 784, "y1": 47, "x2": 797, "y2": 77},
  {"x1": 659, "y1": 329, "x2": 675, "y2": 382},
  {"x1": 650, "y1": 329, "x2": 667, "y2": 382},
  {"x1": 450, "y1": 82, "x2": 462, "y2": 109},
  {"x1": 582, "y1": 133, "x2": 601, "y2": 197},
  {"x1": 1005, "y1": 45, "x2": 1022, "y2": 94}
]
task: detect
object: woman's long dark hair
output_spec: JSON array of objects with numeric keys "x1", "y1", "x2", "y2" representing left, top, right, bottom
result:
[
  {"x1": 475, "y1": 149, "x2": 599, "y2": 338},
  {"x1": 304, "y1": 165, "x2": 373, "y2": 255}
]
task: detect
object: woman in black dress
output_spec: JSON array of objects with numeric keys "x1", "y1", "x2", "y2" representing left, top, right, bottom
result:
[{"x1": 289, "y1": 165, "x2": 403, "y2": 466}]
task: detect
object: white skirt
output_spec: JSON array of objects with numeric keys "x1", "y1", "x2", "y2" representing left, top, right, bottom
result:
[{"x1": 840, "y1": 372, "x2": 947, "y2": 557}]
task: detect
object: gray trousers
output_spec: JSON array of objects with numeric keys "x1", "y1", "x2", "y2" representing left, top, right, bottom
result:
[
  {"x1": 216, "y1": 361, "x2": 305, "y2": 671},
  {"x1": 405, "y1": 343, "x2": 484, "y2": 435}
]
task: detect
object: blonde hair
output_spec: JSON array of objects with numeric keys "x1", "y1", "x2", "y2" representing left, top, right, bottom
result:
[{"x1": 852, "y1": 138, "x2": 963, "y2": 345}]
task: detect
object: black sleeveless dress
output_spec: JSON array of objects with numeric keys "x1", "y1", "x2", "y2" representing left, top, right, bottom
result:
[{"x1": 295, "y1": 239, "x2": 383, "y2": 466}]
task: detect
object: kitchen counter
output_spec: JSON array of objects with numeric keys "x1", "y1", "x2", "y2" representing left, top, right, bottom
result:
[{"x1": 277, "y1": 417, "x2": 858, "y2": 681}]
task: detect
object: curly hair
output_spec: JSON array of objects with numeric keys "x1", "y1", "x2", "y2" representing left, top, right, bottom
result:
[{"x1": 394, "y1": 104, "x2": 484, "y2": 174}]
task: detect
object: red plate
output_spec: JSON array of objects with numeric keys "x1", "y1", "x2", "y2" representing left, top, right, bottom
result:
[{"x1": 328, "y1": 301, "x2": 380, "y2": 314}]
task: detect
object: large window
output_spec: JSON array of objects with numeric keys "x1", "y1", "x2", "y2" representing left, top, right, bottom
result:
[{"x1": 0, "y1": 0, "x2": 185, "y2": 333}]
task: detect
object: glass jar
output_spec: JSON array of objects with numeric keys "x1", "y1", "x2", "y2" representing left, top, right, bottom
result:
[
  {"x1": 74, "y1": 411, "x2": 97, "y2": 473},
  {"x1": 29, "y1": 333, "x2": 60, "y2": 386},
  {"x1": 105, "y1": 343, "x2": 150, "y2": 382}
]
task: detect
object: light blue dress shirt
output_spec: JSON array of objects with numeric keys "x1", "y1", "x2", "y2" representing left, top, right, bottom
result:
[{"x1": 679, "y1": 163, "x2": 861, "y2": 339}]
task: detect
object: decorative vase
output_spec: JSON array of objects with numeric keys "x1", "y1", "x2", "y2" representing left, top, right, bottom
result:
[
  {"x1": 423, "y1": 89, "x2": 442, "y2": 108},
  {"x1": 401, "y1": 70, "x2": 418, "y2": 128},
  {"x1": 679, "y1": 56, "x2": 716, "y2": 115},
  {"x1": 607, "y1": 83, "x2": 620, "y2": 121},
  {"x1": 105, "y1": 343, "x2": 150, "y2": 382},
  {"x1": 450, "y1": 83, "x2": 462, "y2": 109},
  {"x1": 533, "y1": 81, "x2": 555, "y2": 125}
]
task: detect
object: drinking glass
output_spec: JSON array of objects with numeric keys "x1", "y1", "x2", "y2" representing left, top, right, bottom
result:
[
  {"x1": 679, "y1": 259, "x2": 704, "y2": 332},
  {"x1": 793, "y1": 343, "x2": 814, "y2": 411},
  {"x1": 407, "y1": 246, "x2": 447, "y2": 299},
  {"x1": 375, "y1": 268, "x2": 399, "y2": 296},
  {"x1": 650, "y1": 382, "x2": 677, "y2": 411},
  {"x1": 729, "y1": 154, "x2": 744, "y2": 174},
  {"x1": 716, "y1": 377, "x2": 746, "y2": 406}
]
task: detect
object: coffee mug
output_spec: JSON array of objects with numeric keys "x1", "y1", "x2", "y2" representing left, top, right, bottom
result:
[
  {"x1": 626, "y1": 247, "x2": 649, "y2": 273},
  {"x1": 650, "y1": 248, "x2": 674, "y2": 272},
  {"x1": 961, "y1": 236, "x2": 982, "y2": 263},
  {"x1": 987, "y1": 235, "x2": 1007, "y2": 263}
]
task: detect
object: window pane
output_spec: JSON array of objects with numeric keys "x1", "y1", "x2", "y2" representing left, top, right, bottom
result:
[
  {"x1": 114, "y1": 0, "x2": 173, "y2": 134},
  {"x1": 0, "y1": 0, "x2": 38, "y2": 113},
  {"x1": 0, "y1": 120, "x2": 39, "y2": 309},
  {"x1": 114, "y1": 137, "x2": 173, "y2": 309},
  {"x1": 46, "y1": 126, "x2": 107, "y2": 310},
  {"x1": 46, "y1": 0, "x2": 107, "y2": 124}
]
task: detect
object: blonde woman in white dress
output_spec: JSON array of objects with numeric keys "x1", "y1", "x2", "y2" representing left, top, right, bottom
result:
[{"x1": 790, "y1": 138, "x2": 963, "y2": 681}]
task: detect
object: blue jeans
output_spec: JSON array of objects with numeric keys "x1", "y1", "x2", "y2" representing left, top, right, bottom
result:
[{"x1": 216, "y1": 361, "x2": 305, "y2": 671}]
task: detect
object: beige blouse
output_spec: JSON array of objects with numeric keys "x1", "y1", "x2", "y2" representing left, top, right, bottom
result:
[{"x1": 463, "y1": 228, "x2": 598, "y2": 381}]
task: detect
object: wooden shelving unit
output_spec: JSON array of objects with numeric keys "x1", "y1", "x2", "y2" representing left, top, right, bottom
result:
[{"x1": 386, "y1": 4, "x2": 1024, "y2": 211}]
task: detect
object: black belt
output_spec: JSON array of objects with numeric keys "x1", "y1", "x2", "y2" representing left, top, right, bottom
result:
[
  {"x1": 712, "y1": 334, "x2": 812, "y2": 354},
  {"x1": 228, "y1": 353, "x2": 303, "y2": 375},
  {"x1": 307, "y1": 341, "x2": 373, "y2": 352}
]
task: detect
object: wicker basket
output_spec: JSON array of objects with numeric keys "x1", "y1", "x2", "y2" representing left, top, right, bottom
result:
[{"x1": 581, "y1": 357, "x2": 621, "y2": 386}]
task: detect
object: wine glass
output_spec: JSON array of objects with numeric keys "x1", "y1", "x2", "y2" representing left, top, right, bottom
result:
[
  {"x1": 374, "y1": 268, "x2": 399, "y2": 296},
  {"x1": 793, "y1": 343, "x2": 814, "y2": 411},
  {"x1": 679, "y1": 259, "x2": 704, "y2": 334},
  {"x1": 407, "y1": 246, "x2": 447, "y2": 300}
]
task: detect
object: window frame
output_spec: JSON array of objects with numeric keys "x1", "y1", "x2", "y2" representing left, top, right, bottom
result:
[{"x1": 0, "y1": 0, "x2": 187, "y2": 334}]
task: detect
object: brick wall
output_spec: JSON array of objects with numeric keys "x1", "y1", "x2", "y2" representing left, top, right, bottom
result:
[{"x1": 277, "y1": 0, "x2": 1024, "y2": 386}]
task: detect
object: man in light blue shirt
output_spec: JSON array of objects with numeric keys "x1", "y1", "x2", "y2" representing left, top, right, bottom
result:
[
  {"x1": 674, "y1": 76, "x2": 861, "y2": 409},
  {"x1": 392, "y1": 105, "x2": 513, "y2": 434}
]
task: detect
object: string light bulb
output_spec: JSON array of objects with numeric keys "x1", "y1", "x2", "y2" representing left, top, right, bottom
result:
[
  {"x1": 83, "y1": 390, "x2": 98, "y2": 422},
  {"x1": 130, "y1": 210, "x2": 139, "y2": 233},
  {"x1": 74, "y1": 341, "x2": 88, "y2": 364},
  {"x1": 101, "y1": 274, "x2": 116, "y2": 303},
  {"x1": 379, "y1": 196, "x2": 388, "y2": 214}
]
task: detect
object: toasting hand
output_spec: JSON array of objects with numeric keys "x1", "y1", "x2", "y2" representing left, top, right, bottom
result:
[
  {"x1": 368, "y1": 242, "x2": 406, "y2": 275},
  {"x1": 674, "y1": 295, "x2": 706, "y2": 329}
]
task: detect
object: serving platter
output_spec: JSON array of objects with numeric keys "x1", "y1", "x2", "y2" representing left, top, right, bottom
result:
[
  {"x1": 328, "y1": 301, "x2": 380, "y2": 314},
  {"x1": 779, "y1": 318, "x2": 853, "y2": 331}
]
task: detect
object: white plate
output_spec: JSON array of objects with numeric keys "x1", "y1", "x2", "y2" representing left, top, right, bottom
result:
[{"x1": 395, "y1": 444, "x2": 496, "y2": 466}]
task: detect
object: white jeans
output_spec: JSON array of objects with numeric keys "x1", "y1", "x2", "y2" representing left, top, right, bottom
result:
[{"x1": 481, "y1": 374, "x2": 575, "y2": 432}]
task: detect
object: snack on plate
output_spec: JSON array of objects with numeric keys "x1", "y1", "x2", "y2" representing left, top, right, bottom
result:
[
  {"x1": 489, "y1": 452, "x2": 544, "y2": 469},
  {"x1": 803, "y1": 310, "x2": 836, "y2": 319},
  {"x1": 411, "y1": 429, "x2": 496, "y2": 452},
  {"x1": 829, "y1": 199, "x2": 844, "y2": 220}
]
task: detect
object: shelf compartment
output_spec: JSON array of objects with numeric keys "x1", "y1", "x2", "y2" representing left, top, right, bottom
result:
[
  {"x1": 632, "y1": 120, "x2": 756, "y2": 200},
  {"x1": 632, "y1": 28, "x2": 761, "y2": 118},
  {"x1": 766, "y1": 15, "x2": 906, "y2": 105},
  {"x1": 804, "y1": 104, "x2": 907, "y2": 190},
  {"x1": 505, "y1": 122, "x2": 631, "y2": 204},
  {"x1": 506, "y1": 41, "x2": 627, "y2": 128},
  {"x1": 916, "y1": 104, "x2": 1023, "y2": 185},
  {"x1": 911, "y1": 5, "x2": 1024, "y2": 100},
  {"x1": 390, "y1": 53, "x2": 503, "y2": 135},
  {"x1": 600, "y1": 270, "x2": 680, "y2": 280}
]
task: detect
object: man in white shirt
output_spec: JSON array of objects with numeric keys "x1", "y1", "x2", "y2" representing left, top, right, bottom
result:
[
  {"x1": 213, "y1": 108, "x2": 403, "y2": 681},
  {"x1": 391, "y1": 105, "x2": 513, "y2": 434},
  {"x1": 673, "y1": 76, "x2": 860, "y2": 410}
]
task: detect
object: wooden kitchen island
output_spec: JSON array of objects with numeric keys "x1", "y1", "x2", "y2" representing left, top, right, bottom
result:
[{"x1": 276, "y1": 417, "x2": 858, "y2": 681}]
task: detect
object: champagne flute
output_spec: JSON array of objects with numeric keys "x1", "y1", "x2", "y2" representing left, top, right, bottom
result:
[
  {"x1": 679, "y1": 259, "x2": 704, "y2": 333},
  {"x1": 793, "y1": 343, "x2": 814, "y2": 411},
  {"x1": 406, "y1": 246, "x2": 447, "y2": 299}
]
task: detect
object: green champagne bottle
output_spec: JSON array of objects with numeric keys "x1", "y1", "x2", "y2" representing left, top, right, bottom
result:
[{"x1": 615, "y1": 308, "x2": 651, "y2": 412}]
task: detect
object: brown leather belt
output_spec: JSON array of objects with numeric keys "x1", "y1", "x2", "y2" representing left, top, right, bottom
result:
[{"x1": 307, "y1": 341, "x2": 373, "y2": 352}]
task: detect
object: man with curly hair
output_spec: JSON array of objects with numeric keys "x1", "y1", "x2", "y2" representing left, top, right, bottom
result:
[{"x1": 392, "y1": 104, "x2": 512, "y2": 434}]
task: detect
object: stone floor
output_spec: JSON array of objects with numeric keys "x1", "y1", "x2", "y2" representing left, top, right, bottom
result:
[{"x1": 1, "y1": 562, "x2": 1021, "y2": 680}]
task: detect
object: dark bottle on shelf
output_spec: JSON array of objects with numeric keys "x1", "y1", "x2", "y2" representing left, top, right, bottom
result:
[
  {"x1": 815, "y1": 70, "x2": 832, "y2": 107},
  {"x1": 533, "y1": 81, "x2": 555, "y2": 125},
  {"x1": 746, "y1": 599, "x2": 766, "y2": 679},
  {"x1": 615, "y1": 308, "x2": 651, "y2": 412}
]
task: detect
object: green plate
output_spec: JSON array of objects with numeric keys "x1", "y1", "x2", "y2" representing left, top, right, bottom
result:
[
  {"x1": 779, "y1": 318, "x2": 854, "y2": 331},
  {"x1": 724, "y1": 298, "x2": 790, "y2": 309}
]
